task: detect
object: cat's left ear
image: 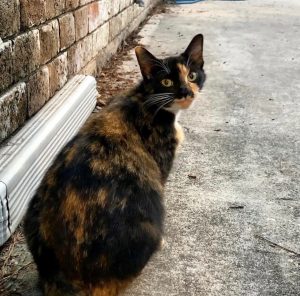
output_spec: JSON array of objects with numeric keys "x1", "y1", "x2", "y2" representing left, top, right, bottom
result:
[
  {"x1": 183, "y1": 34, "x2": 204, "y2": 66},
  {"x1": 135, "y1": 46, "x2": 159, "y2": 79}
]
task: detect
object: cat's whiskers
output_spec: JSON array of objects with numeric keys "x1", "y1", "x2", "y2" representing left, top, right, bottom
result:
[
  {"x1": 143, "y1": 93, "x2": 174, "y2": 111},
  {"x1": 145, "y1": 94, "x2": 174, "y2": 101},
  {"x1": 144, "y1": 93, "x2": 174, "y2": 103},
  {"x1": 143, "y1": 96, "x2": 173, "y2": 108},
  {"x1": 153, "y1": 98, "x2": 174, "y2": 118},
  {"x1": 147, "y1": 92, "x2": 174, "y2": 96},
  {"x1": 144, "y1": 99, "x2": 168, "y2": 107},
  {"x1": 157, "y1": 69, "x2": 168, "y2": 75}
]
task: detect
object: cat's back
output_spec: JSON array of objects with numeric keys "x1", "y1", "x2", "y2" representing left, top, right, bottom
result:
[
  {"x1": 38, "y1": 96, "x2": 163, "y2": 207},
  {"x1": 25, "y1": 96, "x2": 164, "y2": 282},
  {"x1": 61, "y1": 96, "x2": 161, "y2": 184}
]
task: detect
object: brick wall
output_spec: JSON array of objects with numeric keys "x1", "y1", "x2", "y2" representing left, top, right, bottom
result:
[{"x1": 0, "y1": 0, "x2": 159, "y2": 143}]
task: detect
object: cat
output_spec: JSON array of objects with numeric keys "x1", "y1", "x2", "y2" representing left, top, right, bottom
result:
[{"x1": 24, "y1": 34, "x2": 205, "y2": 296}]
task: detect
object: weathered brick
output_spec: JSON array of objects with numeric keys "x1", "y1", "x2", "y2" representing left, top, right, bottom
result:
[
  {"x1": 133, "y1": 3, "x2": 141, "y2": 17},
  {"x1": 40, "y1": 20, "x2": 60, "y2": 64},
  {"x1": 80, "y1": 58, "x2": 96, "y2": 76},
  {"x1": 127, "y1": 5, "x2": 134, "y2": 22},
  {"x1": 59, "y1": 13, "x2": 75, "y2": 50},
  {"x1": 67, "y1": 43, "x2": 81, "y2": 77},
  {"x1": 109, "y1": 14, "x2": 122, "y2": 41},
  {"x1": 74, "y1": 6, "x2": 89, "y2": 41},
  {"x1": 20, "y1": 0, "x2": 46, "y2": 28},
  {"x1": 0, "y1": 0, "x2": 20, "y2": 38},
  {"x1": 110, "y1": 1, "x2": 120, "y2": 16},
  {"x1": 13, "y1": 30, "x2": 40, "y2": 80},
  {"x1": 65, "y1": 0, "x2": 80, "y2": 11},
  {"x1": 120, "y1": 9, "x2": 128, "y2": 31},
  {"x1": 0, "y1": 41, "x2": 13, "y2": 93},
  {"x1": 0, "y1": 83, "x2": 27, "y2": 142},
  {"x1": 100, "y1": 0, "x2": 110, "y2": 23},
  {"x1": 84, "y1": 34, "x2": 94, "y2": 65},
  {"x1": 120, "y1": 0, "x2": 127, "y2": 11},
  {"x1": 80, "y1": 0, "x2": 94, "y2": 5},
  {"x1": 27, "y1": 66, "x2": 49, "y2": 116},
  {"x1": 45, "y1": 0, "x2": 65, "y2": 19},
  {"x1": 92, "y1": 22, "x2": 109, "y2": 57},
  {"x1": 76, "y1": 34, "x2": 93, "y2": 69},
  {"x1": 88, "y1": 2, "x2": 102, "y2": 33},
  {"x1": 47, "y1": 52, "x2": 68, "y2": 97},
  {"x1": 67, "y1": 34, "x2": 93, "y2": 75},
  {"x1": 95, "y1": 32, "x2": 122, "y2": 68}
]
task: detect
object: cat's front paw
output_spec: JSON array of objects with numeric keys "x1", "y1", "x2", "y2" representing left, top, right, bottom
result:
[
  {"x1": 159, "y1": 237, "x2": 166, "y2": 250},
  {"x1": 175, "y1": 122, "x2": 185, "y2": 147}
]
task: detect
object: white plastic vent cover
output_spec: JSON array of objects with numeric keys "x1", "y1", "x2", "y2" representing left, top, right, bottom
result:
[{"x1": 0, "y1": 75, "x2": 97, "y2": 246}]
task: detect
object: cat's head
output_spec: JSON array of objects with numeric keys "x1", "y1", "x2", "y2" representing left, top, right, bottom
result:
[{"x1": 135, "y1": 34, "x2": 205, "y2": 113}]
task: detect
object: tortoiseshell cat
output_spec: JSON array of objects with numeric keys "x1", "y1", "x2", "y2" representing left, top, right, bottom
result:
[{"x1": 24, "y1": 34, "x2": 205, "y2": 296}]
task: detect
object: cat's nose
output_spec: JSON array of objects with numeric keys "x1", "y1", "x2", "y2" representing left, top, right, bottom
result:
[{"x1": 179, "y1": 87, "x2": 193, "y2": 98}]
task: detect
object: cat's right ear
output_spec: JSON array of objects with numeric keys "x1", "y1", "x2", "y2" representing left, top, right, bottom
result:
[
  {"x1": 183, "y1": 34, "x2": 204, "y2": 67},
  {"x1": 135, "y1": 46, "x2": 159, "y2": 79}
]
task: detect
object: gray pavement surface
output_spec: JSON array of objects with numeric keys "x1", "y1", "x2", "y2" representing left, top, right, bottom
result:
[
  {"x1": 121, "y1": 1, "x2": 300, "y2": 295},
  {"x1": 1, "y1": 1, "x2": 300, "y2": 295}
]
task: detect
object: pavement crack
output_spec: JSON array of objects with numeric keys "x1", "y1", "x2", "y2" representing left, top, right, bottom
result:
[{"x1": 255, "y1": 234, "x2": 300, "y2": 257}]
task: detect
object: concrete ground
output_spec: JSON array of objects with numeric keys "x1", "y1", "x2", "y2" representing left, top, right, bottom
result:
[
  {"x1": 121, "y1": 1, "x2": 300, "y2": 295},
  {"x1": 1, "y1": 1, "x2": 300, "y2": 295}
]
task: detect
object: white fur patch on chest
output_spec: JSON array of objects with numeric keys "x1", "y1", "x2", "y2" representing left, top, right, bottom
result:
[{"x1": 174, "y1": 121, "x2": 185, "y2": 146}]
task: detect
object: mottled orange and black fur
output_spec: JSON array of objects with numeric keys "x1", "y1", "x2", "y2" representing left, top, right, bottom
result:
[{"x1": 24, "y1": 34, "x2": 205, "y2": 296}]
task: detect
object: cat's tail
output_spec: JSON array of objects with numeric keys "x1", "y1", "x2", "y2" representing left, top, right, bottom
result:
[
  {"x1": 43, "y1": 277, "x2": 132, "y2": 296},
  {"x1": 90, "y1": 279, "x2": 132, "y2": 296}
]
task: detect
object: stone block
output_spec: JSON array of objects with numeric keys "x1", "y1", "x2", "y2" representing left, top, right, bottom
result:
[
  {"x1": 0, "y1": 41, "x2": 13, "y2": 93},
  {"x1": 74, "y1": 6, "x2": 89, "y2": 41},
  {"x1": 0, "y1": 83, "x2": 27, "y2": 142},
  {"x1": 126, "y1": 0, "x2": 133, "y2": 7},
  {"x1": 39, "y1": 20, "x2": 60, "y2": 64},
  {"x1": 120, "y1": 9, "x2": 128, "y2": 31},
  {"x1": 95, "y1": 32, "x2": 122, "y2": 68},
  {"x1": 20, "y1": 0, "x2": 46, "y2": 29},
  {"x1": 80, "y1": 34, "x2": 93, "y2": 66},
  {"x1": 65, "y1": 0, "x2": 80, "y2": 11},
  {"x1": 88, "y1": 2, "x2": 102, "y2": 33},
  {"x1": 100, "y1": 0, "x2": 110, "y2": 23},
  {"x1": 27, "y1": 66, "x2": 49, "y2": 116},
  {"x1": 133, "y1": 3, "x2": 141, "y2": 17},
  {"x1": 67, "y1": 43, "x2": 81, "y2": 77},
  {"x1": 47, "y1": 52, "x2": 68, "y2": 97},
  {"x1": 120, "y1": 0, "x2": 127, "y2": 11},
  {"x1": 109, "y1": 14, "x2": 122, "y2": 41},
  {"x1": 13, "y1": 30, "x2": 40, "y2": 80},
  {"x1": 0, "y1": 0, "x2": 20, "y2": 38},
  {"x1": 127, "y1": 5, "x2": 134, "y2": 22},
  {"x1": 92, "y1": 22, "x2": 109, "y2": 56},
  {"x1": 80, "y1": 58, "x2": 96, "y2": 76},
  {"x1": 45, "y1": 0, "x2": 65, "y2": 19},
  {"x1": 110, "y1": 1, "x2": 120, "y2": 16},
  {"x1": 59, "y1": 13, "x2": 75, "y2": 50},
  {"x1": 80, "y1": 0, "x2": 94, "y2": 5}
]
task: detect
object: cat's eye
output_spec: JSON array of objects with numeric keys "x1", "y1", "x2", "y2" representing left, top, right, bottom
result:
[
  {"x1": 161, "y1": 79, "x2": 173, "y2": 87},
  {"x1": 188, "y1": 72, "x2": 198, "y2": 82}
]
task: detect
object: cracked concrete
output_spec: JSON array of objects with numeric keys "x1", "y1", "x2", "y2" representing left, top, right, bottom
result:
[{"x1": 1, "y1": 1, "x2": 300, "y2": 295}]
